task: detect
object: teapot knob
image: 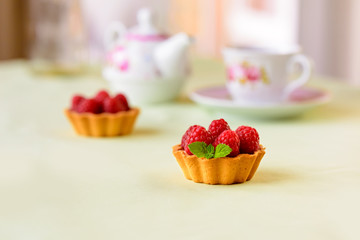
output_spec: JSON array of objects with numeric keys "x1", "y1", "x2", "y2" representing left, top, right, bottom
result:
[
  {"x1": 134, "y1": 8, "x2": 160, "y2": 35},
  {"x1": 137, "y1": 8, "x2": 155, "y2": 27}
]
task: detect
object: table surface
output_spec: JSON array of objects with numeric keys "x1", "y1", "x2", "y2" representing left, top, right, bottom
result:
[{"x1": 1, "y1": 59, "x2": 360, "y2": 240}]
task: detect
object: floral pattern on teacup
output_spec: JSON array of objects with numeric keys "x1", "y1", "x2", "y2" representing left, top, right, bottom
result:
[{"x1": 227, "y1": 61, "x2": 270, "y2": 85}]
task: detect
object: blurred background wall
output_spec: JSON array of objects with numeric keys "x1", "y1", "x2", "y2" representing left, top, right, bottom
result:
[
  {"x1": 0, "y1": 0, "x2": 359, "y2": 84},
  {"x1": 0, "y1": 0, "x2": 27, "y2": 59},
  {"x1": 299, "y1": 0, "x2": 360, "y2": 85}
]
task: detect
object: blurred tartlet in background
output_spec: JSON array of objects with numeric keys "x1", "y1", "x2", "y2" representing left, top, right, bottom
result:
[{"x1": 65, "y1": 90, "x2": 140, "y2": 137}]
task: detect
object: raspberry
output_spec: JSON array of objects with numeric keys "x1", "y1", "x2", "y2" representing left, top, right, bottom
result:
[
  {"x1": 103, "y1": 97, "x2": 123, "y2": 113},
  {"x1": 114, "y1": 93, "x2": 130, "y2": 111},
  {"x1": 181, "y1": 125, "x2": 200, "y2": 149},
  {"x1": 235, "y1": 126, "x2": 259, "y2": 154},
  {"x1": 213, "y1": 130, "x2": 240, "y2": 157},
  {"x1": 183, "y1": 125, "x2": 213, "y2": 155},
  {"x1": 77, "y1": 99, "x2": 99, "y2": 114},
  {"x1": 94, "y1": 90, "x2": 110, "y2": 104},
  {"x1": 208, "y1": 118, "x2": 230, "y2": 139},
  {"x1": 71, "y1": 95, "x2": 85, "y2": 111}
]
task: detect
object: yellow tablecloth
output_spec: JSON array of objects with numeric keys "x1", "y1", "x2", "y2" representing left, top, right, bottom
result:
[{"x1": 0, "y1": 59, "x2": 360, "y2": 240}]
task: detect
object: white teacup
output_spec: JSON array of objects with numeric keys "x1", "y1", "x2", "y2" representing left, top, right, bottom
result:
[{"x1": 222, "y1": 46, "x2": 312, "y2": 103}]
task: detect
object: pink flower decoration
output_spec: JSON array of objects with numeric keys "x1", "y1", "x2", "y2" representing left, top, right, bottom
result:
[
  {"x1": 118, "y1": 60, "x2": 129, "y2": 71},
  {"x1": 227, "y1": 68, "x2": 235, "y2": 80},
  {"x1": 245, "y1": 66, "x2": 261, "y2": 82},
  {"x1": 227, "y1": 65, "x2": 244, "y2": 81},
  {"x1": 107, "y1": 46, "x2": 125, "y2": 64}
]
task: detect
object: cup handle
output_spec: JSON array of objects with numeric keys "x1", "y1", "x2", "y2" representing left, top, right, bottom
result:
[
  {"x1": 283, "y1": 54, "x2": 312, "y2": 99},
  {"x1": 104, "y1": 22, "x2": 127, "y2": 50}
]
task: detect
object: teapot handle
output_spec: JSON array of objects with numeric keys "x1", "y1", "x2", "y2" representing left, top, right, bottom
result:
[{"x1": 104, "y1": 21, "x2": 127, "y2": 50}]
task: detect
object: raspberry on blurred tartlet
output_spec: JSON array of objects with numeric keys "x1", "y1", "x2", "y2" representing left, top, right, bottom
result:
[
  {"x1": 173, "y1": 119, "x2": 265, "y2": 185},
  {"x1": 65, "y1": 90, "x2": 140, "y2": 137}
]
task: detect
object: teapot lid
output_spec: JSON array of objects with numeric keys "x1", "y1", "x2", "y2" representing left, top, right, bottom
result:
[{"x1": 127, "y1": 8, "x2": 167, "y2": 41}]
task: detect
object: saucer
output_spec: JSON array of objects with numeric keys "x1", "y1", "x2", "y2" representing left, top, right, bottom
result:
[{"x1": 190, "y1": 86, "x2": 331, "y2": 119}]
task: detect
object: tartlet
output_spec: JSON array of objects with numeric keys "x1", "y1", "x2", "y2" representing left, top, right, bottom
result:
[
  {"x1": 65, "y1": 90, "x2": 139, "y2": 137},
  {"x1": 172, "y1": 144, "x2": 265, "y2": 185},
  {"x1": 173, "y1": 119, "x2": 266, "y2": 185}
]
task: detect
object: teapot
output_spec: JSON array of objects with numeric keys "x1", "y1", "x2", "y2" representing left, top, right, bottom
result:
[{"x1": 104, "y1": 8, "x2": 191, "y2": 81}]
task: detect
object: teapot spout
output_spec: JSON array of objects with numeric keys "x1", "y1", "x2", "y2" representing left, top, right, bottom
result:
[{"x1": 154, "y1": 33, "x2": 191, "y2": 79}]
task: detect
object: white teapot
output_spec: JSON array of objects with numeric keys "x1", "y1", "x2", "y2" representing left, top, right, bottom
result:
[{"x1": 103, "y1": 8, "x2": 191, "y2": 104}]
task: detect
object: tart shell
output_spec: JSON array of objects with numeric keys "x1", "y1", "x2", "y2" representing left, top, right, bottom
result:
[
  {"x1": 172, "y1": 144, "x2": 265, "y2": 185},
  {"x1": 64, "y1": 108, "x2": 140, "y2": 137}
]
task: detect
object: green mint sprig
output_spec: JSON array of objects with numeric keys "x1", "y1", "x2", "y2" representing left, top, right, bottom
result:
[{"x1": 188, "y1": 142, "x2": 232, "y2": 159}]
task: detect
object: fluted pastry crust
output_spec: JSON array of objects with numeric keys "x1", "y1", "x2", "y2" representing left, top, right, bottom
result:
[
  {"x1": 64, "y1": 108, "x2": 140, "y2": 137},
  {"x1": 172, "y1": 144, "x2": 265, "y2": 185}
]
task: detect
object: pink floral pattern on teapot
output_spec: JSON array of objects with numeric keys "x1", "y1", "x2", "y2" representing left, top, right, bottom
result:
[{"x1": 107, "y1": 46, "x2": 129, "y2": 72}]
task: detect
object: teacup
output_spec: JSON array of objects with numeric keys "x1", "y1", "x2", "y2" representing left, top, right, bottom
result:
[{"x1": 222, "y1": 46, "x2": 312, "y2": 104}]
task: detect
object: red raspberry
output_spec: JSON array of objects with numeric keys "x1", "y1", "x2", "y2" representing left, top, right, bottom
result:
[
  {"x1": 94, "y1": 90, "x2": 110, "y2": 104},
  {"x1": 208, "y1": 118, "x2": 230, "y2": 139},
  {"x1": 184, "y1": 125, "x2": 213, "y2": 155},
  {"x1": 77, "y1": 99, "x2": 99, "y2": 114},
  {"x1": 181, "y1": 125, "x2": 200, "y2": 149},
  {"x1": 235, "y1": 126, "x2": 260, "y2": 154},
  {"x1": 71, "y1": 95, "x2": 85, "y2": 111},
  {"x1": 103, "y1": 97, "x2": 123, "y2": 113},
  {"x1": 114, "y1": 93, "x2": 130, "y2": 111},
  {"x1": 213, "y1": 130, "x2": 240, "y2": 157}
]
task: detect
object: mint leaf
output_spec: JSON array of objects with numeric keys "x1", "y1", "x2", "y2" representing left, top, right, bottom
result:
[
  {"x1": 214, "y1": 144, "x2": 232, "y2": 158},
  {"x1": 188, "y1": 142, "x2": 216, "y2": 159},
  {"x1": 204, "y1": 144, "x2": 215, "y2": 159},
  {"x1": 188, "y1": 142, "x2": 208, "y2": 158},
  {"x1": 206, "y1": 144, "x2": 214, "y2": 156},
  {"x1": 205, "y1": 152, "x2": 214, "y2": 159}
]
